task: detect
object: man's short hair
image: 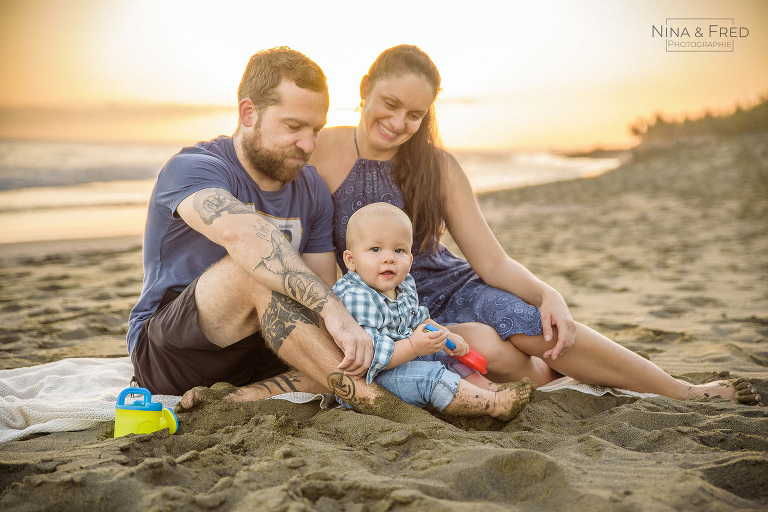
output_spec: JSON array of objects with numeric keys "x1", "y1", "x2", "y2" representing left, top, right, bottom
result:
[{"x1": 238, "y1": 47, "x2": 328, "y2": 113}]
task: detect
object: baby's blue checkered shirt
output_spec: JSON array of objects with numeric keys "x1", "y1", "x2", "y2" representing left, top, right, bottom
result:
[{"x1": 332, "y1": 271, "x2": 430, "y2": 383}]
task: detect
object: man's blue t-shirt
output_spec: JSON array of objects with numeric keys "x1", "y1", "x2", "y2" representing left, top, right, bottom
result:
[{"x1": 126, "y1": 136, "x2": 334, "y2": 353}]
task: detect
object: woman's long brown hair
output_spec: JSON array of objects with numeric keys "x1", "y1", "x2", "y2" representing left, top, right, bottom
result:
[{"x1": 365, "y1": 45, "x2": 445, "y2": 254}]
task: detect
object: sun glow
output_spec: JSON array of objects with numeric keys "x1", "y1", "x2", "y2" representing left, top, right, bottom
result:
[{"x1": 1, "y1": 0, "x2": 766, "y2": 150}]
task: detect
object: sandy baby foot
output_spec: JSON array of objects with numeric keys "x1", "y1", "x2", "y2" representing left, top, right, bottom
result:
[
  {"x1": 464, "y1": 372, "x2": 504, "y2": 391},
  {"x1": 492, "y1": 378, "x2": 537, "y2": 421}
]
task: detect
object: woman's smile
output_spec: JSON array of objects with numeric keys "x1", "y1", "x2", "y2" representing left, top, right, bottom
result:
[{"x1": 377, "y1": 122, "x2": 398, "y2": 139}]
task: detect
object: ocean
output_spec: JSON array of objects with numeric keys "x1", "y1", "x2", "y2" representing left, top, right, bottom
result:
[{"x1": 0, "y1": 139, "x2": 621, "y2": 245}]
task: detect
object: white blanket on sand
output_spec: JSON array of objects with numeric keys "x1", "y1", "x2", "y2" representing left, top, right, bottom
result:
[
  {"x1": 0, "y1": 357, "x2": 178, "y2": 443},
  {"x1": 0, "y1": 357, "x2": 656, "y2": 443}
]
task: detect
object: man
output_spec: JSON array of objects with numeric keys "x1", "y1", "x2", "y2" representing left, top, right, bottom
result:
[{"x1": 126, "y1": 47, "x2": 385, "y2": 412}]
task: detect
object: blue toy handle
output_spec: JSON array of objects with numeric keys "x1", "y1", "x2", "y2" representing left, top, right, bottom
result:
[
  {"x1": 422, "y1": 323, "x2": 488, "y2": 374},
  {"x1": 116, "y1": 387, "x2": 151, "y2": 407},
  {"x1": 424, "y1": 324, "x2": 456, "y2": 349}
]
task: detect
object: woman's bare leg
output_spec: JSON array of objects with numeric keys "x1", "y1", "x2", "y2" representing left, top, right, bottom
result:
[
  {"x1": 509, "y1": 322, "x2": 761, "y2": 404},
  {"x1": 444, "y1": 321, "x2": 759, "y2": 404},
  {"x1": 448, "y1": 322, "x2": 559, "y2": 386}
]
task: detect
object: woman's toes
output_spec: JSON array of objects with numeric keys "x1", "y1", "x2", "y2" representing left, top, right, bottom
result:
[{"x1": 732, "y1": 378, "x2": 761, "y2": 405}]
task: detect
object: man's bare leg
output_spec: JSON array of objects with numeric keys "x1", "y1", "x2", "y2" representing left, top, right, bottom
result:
[
  {"x1": 256, "y1": 288, "x2": 425, "y2": 416},
  {"x1": 177, "y1": 369, "x2": 325, "y2": 411},
  {"x1": 176, "y1": 257, "x2": 431, "y2": 419},
  {"x1": 228, "y1": 369, "x2": 326, "y2": 401}
]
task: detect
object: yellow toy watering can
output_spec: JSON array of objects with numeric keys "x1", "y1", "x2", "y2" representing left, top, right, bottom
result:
[{"x1": 114, "y1": 387, "x2": 178, "y2": 438}]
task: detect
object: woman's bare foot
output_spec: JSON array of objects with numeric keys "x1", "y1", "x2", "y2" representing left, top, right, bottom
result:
[
  {"x1": 689, "y1": 377, "x2": 762, "y2": 405},
  {"x1": 491, "y1": 378, "x2": 537, "y2": 421}
]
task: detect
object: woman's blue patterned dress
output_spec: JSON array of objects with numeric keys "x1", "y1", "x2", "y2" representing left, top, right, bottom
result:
[{"x1": 331, "y1": 157, "x2": 543, "y2": 339}]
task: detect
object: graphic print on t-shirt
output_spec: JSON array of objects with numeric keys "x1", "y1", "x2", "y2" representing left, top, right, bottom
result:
[{"x1": 247, "y1": 205, "x2": 303, "y2": 252}]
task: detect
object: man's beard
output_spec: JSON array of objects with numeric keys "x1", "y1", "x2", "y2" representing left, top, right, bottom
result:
[{"x1": 242, "y1": 123, "x2": 308, "y2": 184}]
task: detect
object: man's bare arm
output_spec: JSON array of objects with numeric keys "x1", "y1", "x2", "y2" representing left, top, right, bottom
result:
[
  {"x1": 178, "y1": 187, "x2": 373, "y2": 377},
  {"x1": 178, "y1": 187, "x2": 341, "y2": 316},
  {"x1": 301, "y1": 251, "x2": 338, "y2": 288}
]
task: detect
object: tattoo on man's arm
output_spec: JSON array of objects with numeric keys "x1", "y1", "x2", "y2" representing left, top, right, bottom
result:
[
  {"x1": 192, "y1": 188, "x2": 254, "y2": 225},
  {"x1": 261, "y1": 292, "x2": 321, "y2": 354},
  {"x1": 327, "y1": 372, "x2": 355, "y2": 401},
  {"x1": 284, "y1": 271, "x2": 327, "y2": 312},
  {"x1": 251, "y1": 222, "x2": 272, "y2": 241},
  {"x1": 255, "y1": 230, "x2": 336, "y2": 315}
]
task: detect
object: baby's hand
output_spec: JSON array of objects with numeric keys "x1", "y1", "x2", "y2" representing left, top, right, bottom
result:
[
  {"x1": 444, "y1": 331, "x2": 470, "y2": 357},
  {"x1": 409, "y1": 323, "x2": 448, "y2": 356}
]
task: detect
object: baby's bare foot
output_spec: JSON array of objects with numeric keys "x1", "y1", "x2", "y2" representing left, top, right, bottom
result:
[
  {"x1": 464, "y1": 372, "x2": 502, "y2": 391},
  {"x1": 492, "y1": 378, "x2": 537, "y2": 421}
]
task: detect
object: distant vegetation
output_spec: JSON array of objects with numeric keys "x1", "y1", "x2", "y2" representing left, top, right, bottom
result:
[{"x1": 630, "y1": 94, "x2": 768, "y2": 148}]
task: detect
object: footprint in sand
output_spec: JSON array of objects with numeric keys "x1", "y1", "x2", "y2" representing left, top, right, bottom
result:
[
  {"x1": 648, "y1": 305, "x2": 692, "y2": 318},
  {"x1": 700, "y1": 457, "x2": 768, "y2": 501}
]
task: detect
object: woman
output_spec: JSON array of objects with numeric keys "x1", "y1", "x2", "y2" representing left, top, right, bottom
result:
[{"x1": 308, "y1": 44, "x2": 761, "y2": 404}]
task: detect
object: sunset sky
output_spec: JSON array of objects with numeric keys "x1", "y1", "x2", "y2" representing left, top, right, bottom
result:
[{"x1": 1, "y1": 0, "x2": 766, "y2": 150}]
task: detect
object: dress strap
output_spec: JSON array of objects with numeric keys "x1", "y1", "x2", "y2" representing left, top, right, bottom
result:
[{"x1": 353, "y1": 128, "x2": 361, "y2": 158}]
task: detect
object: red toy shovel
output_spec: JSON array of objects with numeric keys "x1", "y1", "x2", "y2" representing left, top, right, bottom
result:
[{"x1": 424, "y1": 324, "x2": 488, "y2": 374}]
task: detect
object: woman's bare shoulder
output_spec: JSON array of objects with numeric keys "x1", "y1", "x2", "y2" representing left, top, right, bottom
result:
[
  {"x1": 439, "y1": 148, "x2": 461, "y2": 167},
  {"x1": 321, "y1": 125, "x2": 354, "y2": 140},
  {"x1": 438, "y1": 148, "x2": 472, "y2": 186},
  {"x1": 310, "y1": 126, "x2": 357, "y2": 193},
  {"x1": 314, "y1": 127, "x2": 354, "y2": 158},
  {"x1": 311, "y1": 127, "x2": 352, "y2": 167}
]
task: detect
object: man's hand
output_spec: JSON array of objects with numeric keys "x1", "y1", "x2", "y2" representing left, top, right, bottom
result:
[{"x1": 323, "y1": 300, "x2": 374, "y2": 378}]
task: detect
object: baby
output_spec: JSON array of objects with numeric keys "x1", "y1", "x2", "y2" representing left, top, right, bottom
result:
[{"x1": 333, "y1": 202, "x2": 535, "y2": 421}]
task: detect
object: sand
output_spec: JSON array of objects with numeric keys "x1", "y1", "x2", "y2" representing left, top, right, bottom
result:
[{"x1": 1, "y1": 132, "x2": 767, "y2": 511}]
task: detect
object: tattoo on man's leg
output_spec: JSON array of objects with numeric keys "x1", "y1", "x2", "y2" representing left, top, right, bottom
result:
[
  {"x1": 261, "y1": 292, "x2": 321, "y2": 353},
  {"x1": 255, "y1": 374, "x2": 300, "y2": 394},
  {"x1": 328, "y1": 372, "x2": 355, "y2": 401}
]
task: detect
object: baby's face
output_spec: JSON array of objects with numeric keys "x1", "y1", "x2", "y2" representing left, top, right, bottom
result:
[{"x1": 344, "y1": 215, "x2": 413, "y2": 299}]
